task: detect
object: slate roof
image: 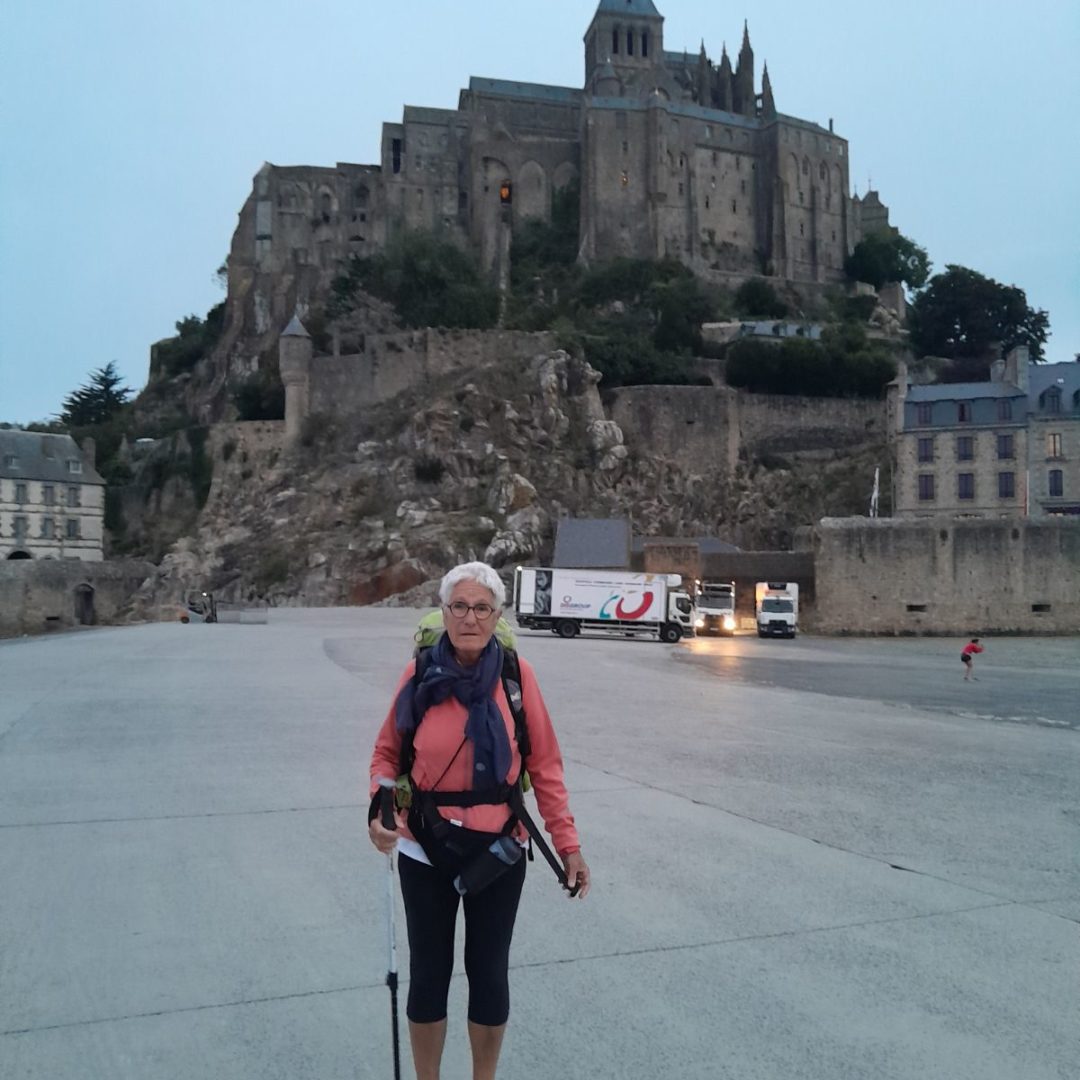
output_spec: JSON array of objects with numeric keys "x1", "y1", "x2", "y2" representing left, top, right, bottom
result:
[
  {"x1": 595, "y1": 0, "x2": 661, "y2": 16},
  {"x1": 468, "y1": 78, "x2": 581, "y2": 105},
  {"x1": 906, "y1": 382, "x2": 1024, "y2": 402},
  {"x1": 0, "y1": 430, "x2": 105, "y2": 485},
  {"x1": 1028, "y1": 361, "x2": 1080, "y2": 409},
  {"x1": 553, "y1": 518, "x2": 631, "y2": 568}
]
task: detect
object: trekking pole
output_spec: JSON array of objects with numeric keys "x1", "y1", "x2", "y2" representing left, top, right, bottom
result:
[{"x1": 379, "y1": 782, "x2": 402, "y2": 1080}]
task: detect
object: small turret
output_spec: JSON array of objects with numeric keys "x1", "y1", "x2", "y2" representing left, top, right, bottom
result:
[
  {"x1": 735, "y1": 20, "x2": 755, "y2": 117},
  {"x1": 279, "y1": 313, "x2": 312, "y2": 442},
  {"x1": 593, "y1": 56, "x2": 623, "y2": 97},
  {"x1": 696, "y1": 42, "x2": 710, "y2": 105},
  {"x1": 761, "y1": 61, "x2": 776, "y2": 119},
  {"x1": 716, "y1": 45, "x2": 734, "y2": 112}
]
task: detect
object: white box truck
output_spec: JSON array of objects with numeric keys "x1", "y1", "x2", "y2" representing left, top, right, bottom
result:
[
  {"x1": 695, "y1": 580, "x2": 737, "y2": 636},
  {"x1": 755, "y1": 581, "x2": 799, "y2": 638},
  {"x1": 514, "y1": 567, "x2": 695, "y2": 643}
]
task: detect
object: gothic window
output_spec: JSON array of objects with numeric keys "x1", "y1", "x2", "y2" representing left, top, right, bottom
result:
[
  {"x1": 320, "y1": 192, "x2": 332, "y2": 215},
  {"x1": 612, "y1": 27, "x2": 620, "y2": 54},
  {"x1": 392, "y1": 139, "x2": 402, "y2": 174},
  {"x1": 354, "y1": 184, "x2": 369, "y2": 207},
  {"x1": 641, "y1": 30, "x2": 649, "y2": 57},
  {"x1": 627, "y1": 30, "x2": 634, "y2": 55},
  {"x1": 802, "y1": 157, "x2": 810, "y2": 175},
  {"x1": 819, "y1": 162, "x2": 827, "y2": 180}
]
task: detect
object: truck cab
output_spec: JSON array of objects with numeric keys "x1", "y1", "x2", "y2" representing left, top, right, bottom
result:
[
  {"x1": 695, "y1": 580, "x2": 736, "y2": 636},
  {"x1": 755, "y1": 581, "x2": 798, "y2": 638}
]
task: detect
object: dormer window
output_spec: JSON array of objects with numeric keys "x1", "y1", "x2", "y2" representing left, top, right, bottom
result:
[
  {"x1": 67, "y1": 459, "x2": 82, "y2": 474},
  {"x1": 1042, "y1": 388, "x2": 1062, "y2": 414},
  {"x1": 3, "y1": 454, "x2": 17, "y2": 468}
]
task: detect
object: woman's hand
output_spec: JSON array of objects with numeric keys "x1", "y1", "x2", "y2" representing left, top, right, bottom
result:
[
  {"x1": 368, "y1": 807, "x2": 406, "y2": 854},
  {"x1": 563, "y1": 851, "x2": 590, "y2": 899}
]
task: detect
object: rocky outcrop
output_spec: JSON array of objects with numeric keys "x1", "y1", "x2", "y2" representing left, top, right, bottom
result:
[{"x1": 129, "y1": 344, "x2": 886, "y2": 614}]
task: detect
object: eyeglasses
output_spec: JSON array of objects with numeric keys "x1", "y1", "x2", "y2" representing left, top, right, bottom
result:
[{"x1": 445, "y1": 601, "x2": 498, "y2": 621}]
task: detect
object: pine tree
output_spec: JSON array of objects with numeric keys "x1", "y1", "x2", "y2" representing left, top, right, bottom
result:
[{"x1": 59, "y1": 362, "x2": 133, "y2": 426}]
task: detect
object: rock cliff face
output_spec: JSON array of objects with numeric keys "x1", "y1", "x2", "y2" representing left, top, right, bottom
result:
[{"x1": 130, "y1": 346, "x2": 886, "y2": 615}]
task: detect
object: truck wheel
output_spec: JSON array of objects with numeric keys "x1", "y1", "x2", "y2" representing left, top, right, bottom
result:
[
  {"x1": 556, "y1": 620, "x2": 579, "y2": 639},
  {"x1": 757, "y1": 629, "x2": 766, "y2": 638},
  {"x1": 660, "y1": 623, "x2": 682, "y2": 644}
]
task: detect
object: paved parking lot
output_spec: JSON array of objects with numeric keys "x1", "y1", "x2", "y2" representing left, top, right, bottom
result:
[{"x1": 1, "y1": 612, "x2": 1077, "y2": 1079}]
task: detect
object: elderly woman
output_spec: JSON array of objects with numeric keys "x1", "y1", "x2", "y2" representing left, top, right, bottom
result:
[{"x1": 369, "y1": 561, "x2": 589, "y2": 1080}]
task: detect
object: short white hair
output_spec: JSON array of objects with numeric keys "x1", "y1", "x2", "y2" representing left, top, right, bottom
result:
[{"x1": 439, "y1": 562, "x2": 506, "y2": 609}]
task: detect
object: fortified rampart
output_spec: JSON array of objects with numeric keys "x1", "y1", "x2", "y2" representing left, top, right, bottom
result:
[
  {"x1": 607, "y1": 386, "x2": 883, "y2": 470},
  {"x1": 811, "y1": 518, "x2": 1080, "y2": 635},
  {"x1": 309, "y1": 329, "x2": 557, "y2": 415}
]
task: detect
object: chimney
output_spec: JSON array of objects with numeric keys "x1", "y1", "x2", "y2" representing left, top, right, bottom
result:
[
  {"x1": 81, "y1": 436, "x2": 96, "y2": 469},
  {"x1": 1004, "y1": 346, "x2": 1030, "y2": 393}
]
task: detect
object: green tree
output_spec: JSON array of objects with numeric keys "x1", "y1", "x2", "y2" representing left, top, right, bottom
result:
[
  {"x1": 332, "y1": 232, "x2": 499, "y2": 329},
  {"x1": 734, "y1": 278, "x2": 788, "y2": 318},
  {"x1": 844, "y1": 230, "x2": 930, "y2": 290},
  {"x1": 59, "y1": 362, "x2": 133, "y2": 426},
  {"x1": 908, "y1": 265, "x2": 1049, "y2": 366}
]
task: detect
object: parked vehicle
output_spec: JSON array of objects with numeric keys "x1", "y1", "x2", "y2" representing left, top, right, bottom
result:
[
  {"x1": 755, "y1": 581, "x2": 798, "y2": 638},
  {"x1": 513, "y1": 567, "x2": 695, "y2": 643},
  {"x1": 181, "y1": 592, "x2": 217, "y2": 624},
  {"x1": 695, "y1": 580, "x2": 737, "y2": 635}
]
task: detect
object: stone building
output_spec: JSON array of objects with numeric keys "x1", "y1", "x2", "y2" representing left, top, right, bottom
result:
[
  {"x1": 889, "y1": 350, "x2": 1080, "y2": 519},
  {"x1": 0, "y1": 431, "x2": 106, "y2": 560},
  {"x1": 221, "y1": 0, "x2": 888, "y2": 364}
]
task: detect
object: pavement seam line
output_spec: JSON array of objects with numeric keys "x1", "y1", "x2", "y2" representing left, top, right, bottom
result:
[
  {"x1": 565, "y1": 757, "x2": 1058, "y2": 915},
  {"x1": 0, "y1": 899, "x2": 1019, "y2": 1038},
  {"x1": 0, "y1": 804, "x2": 369, "y2": 830}
]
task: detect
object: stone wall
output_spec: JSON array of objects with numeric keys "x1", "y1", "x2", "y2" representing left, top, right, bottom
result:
[
  {"x1": 811, "y1": 518, "x2": 1080, "y2": 635},
  {"x1": 607, "y1": 385, "x2": 882, "y2": 471},
  {"x1": 0, "y1": 558, "x2": 155, "y2": 638},
  {"x1": 308, "y1": 329, "x2": 556, "y2": 415}
]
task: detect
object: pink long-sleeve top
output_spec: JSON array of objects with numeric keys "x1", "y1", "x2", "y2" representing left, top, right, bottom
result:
[{"x1": 370, "y1": 656, "x2": 580, "y2": 856}]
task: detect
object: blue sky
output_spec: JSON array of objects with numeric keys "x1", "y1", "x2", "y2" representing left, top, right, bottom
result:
[{"x1": 2, "y1": 0, "x2": 1077, "y2": 423}]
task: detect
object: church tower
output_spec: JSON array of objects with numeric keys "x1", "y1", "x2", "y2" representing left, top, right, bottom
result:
[{"x1": 584, "y1": 0, "x2": 664, "y2": 91}]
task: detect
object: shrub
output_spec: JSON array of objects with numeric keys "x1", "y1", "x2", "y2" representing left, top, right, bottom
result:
[{"x1": 233, "y1": 369, "x2": 285, "y2": 421}]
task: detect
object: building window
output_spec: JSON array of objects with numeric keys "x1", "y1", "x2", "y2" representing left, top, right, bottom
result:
[
  {"x1": 43, "y1": 484, "x2": 55, "y2": 505},
  {"x1": 3, "y1": 454, "x2": 17, "y2": 468},
  {"x1": 997, "y1": 398, "x2": 1013, "y2": 421},
  {"x1": 733, "y1": 200, "x2": 738, "y2": 214},
  {"x1": 996, "y1": 434, "x2": 1014, "y2": 460},
  {"x1": 1047, "y1": 432, "x2": 1062, "y2": 458},
  {"x1": 622, "y1": 140, "x2": 629, "y2": 154},
  {"x1": 918, "y1": 474, "x2": 935, "y2": 502},
  {"x1": 1049, "y1": 469, "x2": 1064, "y2": 497},
  {"x1": 68, "y1": 485, "x2": 81, "y2": 506},
  {"x1": 391, "y1": 139, "x2": 402, "y2": 174},
  {"x1": 705, "y1": 196, "x2": 710, "y2": 209},
  {"x1": 958, "y1": 473, "x2": 975, "y2": 500},
  {"x1": 626, "y1": 29, "x2": 634, "y2": 55},
  {"x1": 15, "y1": 482, "x2": 27, "y2": 504},
  {"x1": 998, "y1": 472, "x2": 1016, "y2": 499},
  {"x1": 14, "y1": 516, "x2": 27, "y2": 541},
  {"x1": 641, "y1": 30, "x2": 649, "y2": 57},
  {"x1": 41, "y1": 517, "x2": 55, "y2": 539},
  {"x1": 66, "y1": 518, "x2": 80, "y2": 539},
  {"x1": 916, "y1": 403, "x2": 933, "y2": 426},
  {"x1": 956, "y1": 435, "x2": 974, "y2": 461},
  {"x1": 612, "y1": 27, "x2": 619, "y2": 54},
  {"x1": 1043, "y1": 388, "x2": 1062, "y2": 414},
  {"x1": 957, "y1": 403, "x2": 972, "y2": 423},
  {"x1": 917, "y1": 437, "x2": 934, "y2": 463}
]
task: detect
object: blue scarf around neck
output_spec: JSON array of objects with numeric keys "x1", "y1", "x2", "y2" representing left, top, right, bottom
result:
[{"x1": 395, "y1": 634, "x2": 511, "y2": 790}]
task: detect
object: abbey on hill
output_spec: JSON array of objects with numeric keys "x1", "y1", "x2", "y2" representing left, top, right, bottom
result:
[{"x1": 225, "y1": 0, "x2": 890, "y2": 340}]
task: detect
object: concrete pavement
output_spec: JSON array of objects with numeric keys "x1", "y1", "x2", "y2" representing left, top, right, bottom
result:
[{"x1": 1, "y1": 611, "x2": 1077, "y2": 1079}]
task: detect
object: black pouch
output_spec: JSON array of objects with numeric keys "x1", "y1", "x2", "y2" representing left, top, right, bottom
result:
[{"x1": 408, "y1": 800, "x2": 501, "y2": 879}]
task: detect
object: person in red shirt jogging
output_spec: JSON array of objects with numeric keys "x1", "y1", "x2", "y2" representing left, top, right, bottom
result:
[{"x1": 961, "y1": 637, "x2": 984, "y2": 681}]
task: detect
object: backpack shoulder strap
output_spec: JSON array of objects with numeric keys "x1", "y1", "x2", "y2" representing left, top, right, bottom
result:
[
  {"x1": 399, "y1": 648, "x2": 433, "y2": 777},
  {"x1": 500, "y1": 648, "x2": 530, "y2": 762}
]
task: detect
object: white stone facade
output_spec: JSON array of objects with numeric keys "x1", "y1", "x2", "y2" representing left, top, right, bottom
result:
[{"x1": 0, "y1": 432, "x2": 106, "y2": 561}]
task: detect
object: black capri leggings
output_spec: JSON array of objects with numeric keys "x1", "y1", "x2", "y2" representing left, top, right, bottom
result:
[{"x1": 398, "y1": 851, "x2": 526, "y2": 1026}]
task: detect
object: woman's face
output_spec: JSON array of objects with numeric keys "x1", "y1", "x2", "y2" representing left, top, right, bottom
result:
[{"x1": 444, "y1": 579, "x2": 500, "y2": 664}]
